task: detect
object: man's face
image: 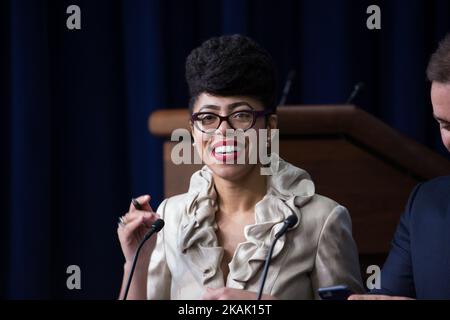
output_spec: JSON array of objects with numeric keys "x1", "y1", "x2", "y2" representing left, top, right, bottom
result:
[{"x1": 431, "y1": 81, "x2": 450, "y2": 152}]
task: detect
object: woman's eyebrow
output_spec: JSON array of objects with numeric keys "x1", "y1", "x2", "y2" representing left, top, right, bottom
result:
[
  {"x1": 227, "y1": 101, "x2": 253, "y2": 109},
  {"x1": 198, "y1": 105, "x2": 220, "y2": 112},
  {"x1": 198, "y1": 102, "x2": 252, "y2": 112}
]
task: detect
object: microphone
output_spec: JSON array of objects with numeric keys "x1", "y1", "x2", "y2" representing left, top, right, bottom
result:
[
  {"x1": 345, "y1": 82, "x2": 365, "y2": 104},
  {"x1": 257, "y1": 214, "x2": 298, "y2": 300},
  {"x1": 279, "y1": 69, "x2": 296, "y2": 106},
  {"x1": 274, "y1": 214, "x2": 298, "y2": 238},
  {"x1": 122, "y1": 218, "x2": 165, "y2": 300}
]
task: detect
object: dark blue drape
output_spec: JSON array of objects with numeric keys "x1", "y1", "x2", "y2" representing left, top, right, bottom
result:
[{"x1": 1, "y1": 0, "x2": 450, "y2": 299}]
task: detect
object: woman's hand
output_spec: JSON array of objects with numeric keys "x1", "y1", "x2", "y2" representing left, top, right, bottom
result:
[
  {"x1": 202, "y1": 287, "x2": 277, "y2": 300},
  {"x1": 348, "y1": 294, "x2": 414, "y2": 300},
  {"x1": 117, "y1": 195, "x2": 160, "y2": 268}
]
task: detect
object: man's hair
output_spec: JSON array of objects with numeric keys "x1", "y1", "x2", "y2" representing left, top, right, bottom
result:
[
  {"x1": 427, "y1": 33, "x2": 450, "y2": 83},
  {"x1": 185, "y1": 34, "x2": 277, "y2": 112}
]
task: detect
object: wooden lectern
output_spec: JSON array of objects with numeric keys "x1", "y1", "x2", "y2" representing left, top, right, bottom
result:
[{"x1": 148, "y1": 105, "x2": 450, "y2": 276}]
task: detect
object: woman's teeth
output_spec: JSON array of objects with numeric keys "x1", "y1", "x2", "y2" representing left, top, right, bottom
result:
[{"x1": 214, "y1": 145, "x2": 240, "y2": 154}]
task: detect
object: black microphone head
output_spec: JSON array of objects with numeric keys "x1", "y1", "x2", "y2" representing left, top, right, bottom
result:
[
  {"x1": 152, "y1": 219, "x2": 165, "y2": 232},
  {"x1": 274, "y1": 215, "x2": 298, "y2": 239},
  {"x1": 355, "y1": 82, "x2": 365, "y2": 91},
  {"x1": 285, "y1": 214, "x2": 298, "y2": 228}
]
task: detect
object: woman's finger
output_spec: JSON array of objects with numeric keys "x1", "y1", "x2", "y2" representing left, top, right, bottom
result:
[
  {"x1": 141, "y1": 212, "x2": 160, "y2": 228},
  {"x1": 120, "y1": 215, "x2": 147, "y2": 238},
  {"x1": 123, "y1": 210, "x2": 156, "y2": 224},
  {"x1": 202, "y1": 287, "x2": 221, "y2": 300},
  {"x1": 128, "y1": 195, "x2": 152, "y2": 212},
  {"x1": 119, "y1": 210, "x2": 160, "y2": 235}
]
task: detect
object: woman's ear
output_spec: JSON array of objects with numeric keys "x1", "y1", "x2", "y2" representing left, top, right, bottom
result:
[{"x1": 189, "y1": 121, "x2": 195, "y2": 143}]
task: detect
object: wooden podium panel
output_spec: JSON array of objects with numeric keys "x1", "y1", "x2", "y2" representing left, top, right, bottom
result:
[{"x1": 149, "y1": 105, "x2": 450, "y2": 269}]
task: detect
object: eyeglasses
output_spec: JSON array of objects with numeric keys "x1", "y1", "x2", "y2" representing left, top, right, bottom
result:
[{"x1": 191, "y1": 109, "x2": 271, "y2": 133}]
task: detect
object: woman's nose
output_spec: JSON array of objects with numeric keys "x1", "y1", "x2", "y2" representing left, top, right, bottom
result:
[{"x1": 215, "y1": 118, "x2": 233, "y2": 136}]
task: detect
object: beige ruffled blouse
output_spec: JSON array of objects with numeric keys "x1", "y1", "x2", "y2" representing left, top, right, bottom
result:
[{"x1": 147, "y1": 155, "x2": 364, "y2": 299}]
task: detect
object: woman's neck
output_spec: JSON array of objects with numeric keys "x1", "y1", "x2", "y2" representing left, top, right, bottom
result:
[{"x1": 213, "y1": 165, "x2": 267, "y2": 215}]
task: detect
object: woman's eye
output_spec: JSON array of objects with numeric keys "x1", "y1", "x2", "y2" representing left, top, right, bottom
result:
[
  {"x1": 200, "y1": 115, "x2": 215, "y2": 121},
  {"x1": 234, "y1": 112, "x2": 251, "y2": 119}
]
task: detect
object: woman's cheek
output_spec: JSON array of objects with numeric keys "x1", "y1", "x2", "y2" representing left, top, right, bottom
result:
[{"x1": 199, "y1": 141, "x2": 213, "y2": 165}]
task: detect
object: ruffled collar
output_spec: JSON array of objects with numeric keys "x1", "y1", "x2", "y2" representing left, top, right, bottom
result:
[{"x1": 177, "y1": 154, "x2": 315, "y2": 289}]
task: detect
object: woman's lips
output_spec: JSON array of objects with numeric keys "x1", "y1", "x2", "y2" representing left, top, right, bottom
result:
[{"x1": 210, "y1": 141, "x2": 243, "y2": 162}]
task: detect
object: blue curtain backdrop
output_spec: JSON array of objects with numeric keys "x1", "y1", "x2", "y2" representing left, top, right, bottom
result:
[{"x1": 1, "y1": 0, "x2": 450, "y2": 299}]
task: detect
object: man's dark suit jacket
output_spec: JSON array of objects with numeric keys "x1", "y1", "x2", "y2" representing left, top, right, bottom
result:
[{"x1": 376, "y1": 175, "x2": 450, "y2": 299}]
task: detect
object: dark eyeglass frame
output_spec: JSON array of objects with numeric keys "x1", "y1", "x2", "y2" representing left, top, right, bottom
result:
[{"x1": 191, "y1": 109, "x2": 273, "y2": 133}]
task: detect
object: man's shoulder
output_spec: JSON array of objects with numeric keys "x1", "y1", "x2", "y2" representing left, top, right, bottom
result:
[
  {"x1": 420, "y1": 175, "x2": 450, "y2": 192},
  {"x1": 408, "y1": 175, "x2": 450, "y2": 221},
  {"x1": 414, "y1": 175, "x2": 450, "y2": 204}
]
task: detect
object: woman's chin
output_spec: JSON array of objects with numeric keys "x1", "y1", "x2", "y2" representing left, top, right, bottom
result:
[{"x1": 207, "y1": 163, "x2": 257, "y2": 182}]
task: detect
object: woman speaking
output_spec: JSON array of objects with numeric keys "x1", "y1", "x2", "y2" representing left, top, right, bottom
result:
[{"x1": 117, "y1": 34, "x2": 364, "y2": 300}]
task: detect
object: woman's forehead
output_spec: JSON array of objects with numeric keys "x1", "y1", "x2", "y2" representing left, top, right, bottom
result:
[{"x1": 193, "y1": 93, "x2": 263, "y2": 112}]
